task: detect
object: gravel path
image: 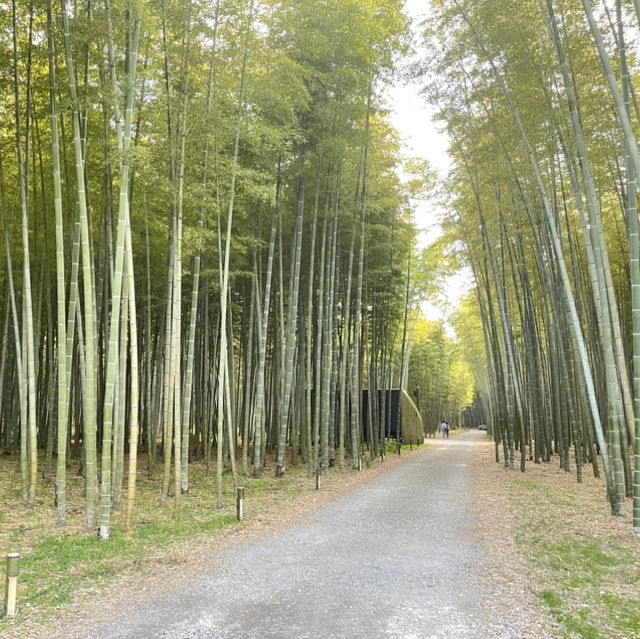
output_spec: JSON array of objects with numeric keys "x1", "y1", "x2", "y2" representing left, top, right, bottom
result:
[{"x1": 59, "y1": 430, "x2": 550, "y2": 639}]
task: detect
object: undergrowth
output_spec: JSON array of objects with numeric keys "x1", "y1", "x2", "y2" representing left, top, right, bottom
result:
[
  {"x1": 510, "y1": 466, "x2": 640, "y2": 638},
  {"x1": 0, "y1": 446, "x2": 403, "y2": 632}
]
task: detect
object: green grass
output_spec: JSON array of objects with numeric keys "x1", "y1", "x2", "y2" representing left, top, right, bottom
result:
[
  {"x1": 384, "y1": 440, "x2": 421, "y2": 455},
  {"x1": 508, "y1": 463, "x2": 640, "y2": 639},
  {"x1": 602, "y1": 594, "x2": 640, "y2": 636},
  {"x1": 1, "y1": 450, "x2": 384, "y2": 630},
  {"x1": 6, "y1": 504, "x2": 239, "y2": 616},
  {"x1": 0, "y1": 459, "x2": 235, "y2": 621},
  {"x1": 534, "y1": 538, "x2": 640, "y2": 637},
  {"x1": 541, "y1": 590, "x2": 564, "y2": 611},
  {"x1": 540, "y1": 590, "x2": 601, "y2": 638},
  {"x1": 563, "y1": 615, "x2": 601, "y2": 639}
]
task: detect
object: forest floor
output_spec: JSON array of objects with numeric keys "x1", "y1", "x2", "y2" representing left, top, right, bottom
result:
[
  {"x1": 1, "y1": 431, "x2": 639, "y2": 638},
  {"x1": 472, "y1": 437, "x2": 640, "y2": 638}
]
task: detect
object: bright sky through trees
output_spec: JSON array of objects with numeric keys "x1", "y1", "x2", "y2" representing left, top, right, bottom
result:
[
  {"x1": 387, "y1": 1, "x2": 473, "y2": 327},
  {"x1": 389, "y1": 0, "x2": 449, "y2": 239},
  {"x1": 387, "y1": 0, "x2": 472, "y2": 327}
]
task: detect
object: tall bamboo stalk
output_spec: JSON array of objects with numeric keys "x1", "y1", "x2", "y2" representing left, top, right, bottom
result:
[
  {"x1": 99, "y1": 8, "x2": 140, "y2": 539},
  {"x1": 60, "y1": 0, "x2": 99, "y2": 529},
  {"x1": 217, "y1": 0, "x2": 254, "y2": 502},
  {"x1": 48, "y1": 0, "x2": 69, "y2": 524},
  {"x1": 453, "y1": 0, "x2": 617, "y2": 509}
]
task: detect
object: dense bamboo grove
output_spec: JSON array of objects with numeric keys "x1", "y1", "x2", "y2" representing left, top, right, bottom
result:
[
  {"x1": 424, "y1": 0, "x2": 640, "y2": 533},
  {"x1": 1, "y1": 0, "x2": 478, "y2": 537}
]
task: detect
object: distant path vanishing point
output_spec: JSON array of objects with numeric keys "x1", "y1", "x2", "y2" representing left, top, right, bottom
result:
[{"x1": 59, "y1": 430, "x2": 551, "y2": 639}]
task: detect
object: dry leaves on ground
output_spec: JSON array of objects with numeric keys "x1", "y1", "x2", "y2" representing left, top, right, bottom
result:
[{"x1": 470, "y1": 435, "x2": 640, "y2": 639}]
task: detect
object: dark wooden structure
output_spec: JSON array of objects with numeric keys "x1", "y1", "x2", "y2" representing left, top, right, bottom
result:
[{"x1": 361, "y1": 389, "x2": 424, "y2": 446}]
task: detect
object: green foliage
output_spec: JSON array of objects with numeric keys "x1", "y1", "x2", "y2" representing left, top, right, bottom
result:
[
  {"x1": 407, "y1": 315, "x2": 474, "y2": 432},
  {"x1": 13, "y1": 512, "x2": 240, "y2": 611},
  {"x1": 540, "y1": 590, "x2": 564, "y2": 611},
  {"x1": 0, "y1": 0, "x2": 421, "y2": 574},
  {"x1": 423, "y1": 0, "x2": 640, "y2": 506},
  {"x1": 600, "y1": 594, "x2": 640, "y2": 637},
  {"x1": 383, "y1": 440, "x2": 416, "y2": 454}
]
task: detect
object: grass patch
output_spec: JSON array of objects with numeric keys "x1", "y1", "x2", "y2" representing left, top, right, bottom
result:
[
  {"x1": 602, "y1": 594, "x2": 640, "y2": 636},
  {"x1": 541, "y1": 589, "x2": 564, "y2": 611},
  {"x1": 5, "y1": 505, "x2": 241, "y2": 617},
  {"x1": 563, "y1": 615, "x2": 601, "y2": 639},
  {"x1": 506, "y1": 454, "x2": 640, "y2": 638},
  {"x1": 0, "y1": 447, "x2": 399, "y2": 632},
  {"x1": 384, "y1": 440, "x2": 421, "y2": 455},
  {"x1": 539, "y1": 589, "x2": 601, "y2": 638}
]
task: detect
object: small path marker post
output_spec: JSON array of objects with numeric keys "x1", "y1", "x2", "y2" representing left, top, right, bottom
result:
[
  {"x1": 4, "y1": 553, "x2": 19, "y2": 619},
  {"x1": 315, "y1": 468, "x2": 320, "y2": 490},
  {"x1": 236, "y1": 487, "x2": 245, "y2": 521}
]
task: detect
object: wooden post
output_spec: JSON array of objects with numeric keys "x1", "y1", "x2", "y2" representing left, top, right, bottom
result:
[
  {"x1": 315, "y1": 468, "x2": 320, "y2": 490},
  {"x1": 236, "y1": 487, "x2": 245, "y2": 521},
  {"x1": 4, "y1": 553, "x2": 19, "y2": 619}
]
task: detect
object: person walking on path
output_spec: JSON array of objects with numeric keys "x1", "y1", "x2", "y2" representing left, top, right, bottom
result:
[{"x1": 441, "y1": 420, "x2": 449, "y2": 439}]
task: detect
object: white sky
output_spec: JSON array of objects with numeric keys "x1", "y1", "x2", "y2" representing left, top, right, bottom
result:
[
  {"x1": 387, "y1": 0, "x2": 450, "y2": 239},
  {"x1": 385, "y1": 0, "x2": 474, "y2": 329}
]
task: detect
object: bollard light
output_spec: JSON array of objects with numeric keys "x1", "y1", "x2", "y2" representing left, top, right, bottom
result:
[
  {"x1": 4, "y1": 553, "x2": 19, "y2": 619},
  {"x1": 236, "y1": 487, "x2": 245, "y2": 521}
]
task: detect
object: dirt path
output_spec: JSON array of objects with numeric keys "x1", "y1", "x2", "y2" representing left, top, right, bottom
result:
[{"x1": 41, "y1": 431, "x2": 552, "y2": 639}]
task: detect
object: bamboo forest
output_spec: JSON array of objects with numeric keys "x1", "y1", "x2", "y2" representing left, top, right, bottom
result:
[{"x1": 1, "y1": 0, "x2": 640, "y2": 560}]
